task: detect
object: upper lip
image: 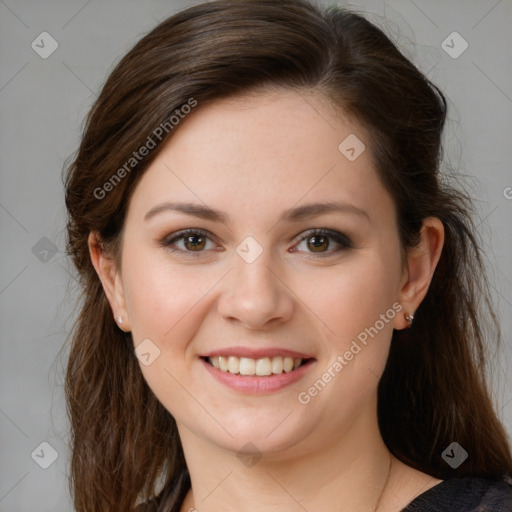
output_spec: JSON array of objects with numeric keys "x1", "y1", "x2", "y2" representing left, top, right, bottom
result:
[{"x1": 201, "y1": 347, "x2": 315, "y2": 359}]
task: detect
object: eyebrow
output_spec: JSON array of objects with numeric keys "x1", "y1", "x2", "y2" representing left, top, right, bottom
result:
[{"x1": 144, "y1": 201, "x2": 370, "y2": 223}]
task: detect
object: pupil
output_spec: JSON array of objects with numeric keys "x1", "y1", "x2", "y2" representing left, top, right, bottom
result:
[
  {"x1": 186, "y1": 235, "x2": 204, "y2": 250},
  {"x1": 309, "y1": 235, "x2": 328, "y2": 252}
]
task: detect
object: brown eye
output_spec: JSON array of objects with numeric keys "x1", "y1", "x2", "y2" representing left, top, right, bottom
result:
[
  {"x1": 184, "y1": 233, "x2": 206, "y2": 251},
  {"x1": 307, "y1": 235, "x2": 329, "y2": 252},
  {"x1": 293, "y1": 229, "x2": 352, "y2": 256},
  {"x1": 162, "y1": 229, "x2": 217, "y2": 255}
]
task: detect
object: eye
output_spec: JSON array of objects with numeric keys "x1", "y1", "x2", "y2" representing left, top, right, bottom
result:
[
  {"x1": 160, "y1": 228, "x2": 352, "y2": 257},
  {"x1": 161, "y1": 229, "x2": 219, "y2": 255},
  {"x1": 291, "y1": 228, "x2": 352, "y2": 255}
]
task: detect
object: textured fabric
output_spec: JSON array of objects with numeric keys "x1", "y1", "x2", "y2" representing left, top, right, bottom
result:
[
  {"x1": 402, "y1": 476, "x2": 512, "y2": 512},
  {"x1": 136, "y1": 474, "x2": 512, "y2": 512}
]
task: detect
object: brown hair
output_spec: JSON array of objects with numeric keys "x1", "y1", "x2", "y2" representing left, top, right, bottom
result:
[{"x1": 63, "y1": 0, "x2": 512, "y2": 510}]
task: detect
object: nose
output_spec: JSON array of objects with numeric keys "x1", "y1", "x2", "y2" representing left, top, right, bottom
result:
[{"x1": 217, "y1": 249, "x2": 294, "y2": 329}]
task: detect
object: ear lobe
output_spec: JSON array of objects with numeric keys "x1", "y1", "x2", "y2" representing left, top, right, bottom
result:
[
  {"x1": 88, "y1": 231, "x2": 128, "y2": 326},
  {"x1": 394, "y1": 217, "x2": 444, "y2": 329}
]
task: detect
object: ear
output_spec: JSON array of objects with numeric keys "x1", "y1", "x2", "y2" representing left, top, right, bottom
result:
[
  {"x1": 88, "y1": 231, "x2": 131, "y2": 332},
  {"x1": 394, "y1": 217, "x2": 444, "y2": 330}
]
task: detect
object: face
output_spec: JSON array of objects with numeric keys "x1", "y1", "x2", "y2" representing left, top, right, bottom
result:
[{"x1": 109, "y1": 89, "x2": 409, "y2": 458}]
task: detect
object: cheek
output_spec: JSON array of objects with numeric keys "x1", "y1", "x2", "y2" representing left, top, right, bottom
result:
[
  {"x1": 123, "y1": 248, "x2": 213, "y2": 341},
  {"x1": 291, "y1": 251, "x2": 402, "y2": 411},
  {"x1": 121, "y1": 251, "x2": 217, "y2": 417},
  {"x1": 292, "y1": 252, "x2": 401, "y2": 345},
  {"x1": 292, "y1": 277, "x2": 398, "y2": 424}
]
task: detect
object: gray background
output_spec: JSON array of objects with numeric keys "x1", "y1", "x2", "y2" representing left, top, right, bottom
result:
[{"x1": 0, "y1": 0, "x2": 511, "y2": 510}]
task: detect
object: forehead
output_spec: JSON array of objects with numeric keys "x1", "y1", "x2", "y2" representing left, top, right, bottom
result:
[
  {"x1": 163, "y1": 89, "x2": 351, "y2": 171},
  {"x1": 125, "y1": 89, "x2": 395, "y2": 228}
]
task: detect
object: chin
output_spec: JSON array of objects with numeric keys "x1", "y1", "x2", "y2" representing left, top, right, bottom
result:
[{"x1": 205, "y1": 412, "x2": 315, "y2": 456}]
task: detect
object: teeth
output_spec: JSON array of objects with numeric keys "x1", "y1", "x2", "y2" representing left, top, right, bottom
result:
[
  {"x1": 272, "y1": 356, "x2": 283, "y2": 374},
  {"x1": 219, "y1": 356, "x2": 228, "y2": 372},
  {"x1": 207, "y1": 355, "x2": 304, "y2": 376},
  {"x1": 255, "y1": 357, "x2": 272, "y2": 376},
  {"x1": 228, "y1": 356, "x2": 239, "y2": 373},
  {"x1": 239, "y1": 357, "x2": 255, "y2": 375},
  {"x1": 283, "y1": 357, "x2": 294, "y2": 372}
]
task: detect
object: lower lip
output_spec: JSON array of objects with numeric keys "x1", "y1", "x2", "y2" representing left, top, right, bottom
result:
[{"x1": 200, "y1": 358, "x2": 316, "y2": 394}]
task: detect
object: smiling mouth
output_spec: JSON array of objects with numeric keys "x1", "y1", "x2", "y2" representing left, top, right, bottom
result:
[{"x1": 202, "y1": 355, "x2": 313, "y2": 376}]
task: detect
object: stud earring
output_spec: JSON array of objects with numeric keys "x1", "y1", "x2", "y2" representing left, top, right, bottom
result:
[
  {"x1": 405, "y1": 312, "x2": 414, "y2": 326},
  {"x1": 117, "y1": 315, "x2": 123, "y2": 325}
]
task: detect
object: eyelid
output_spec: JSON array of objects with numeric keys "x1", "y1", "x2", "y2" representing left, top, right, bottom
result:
[
  {"x1": 160, "y1": 228, "x2": 221, "y2": 256},
  {"x1": 160, "y1": 227, "x2": 352, "y2": 255},
  {"x1": 291, "y1": 228, "x2": 353, "y2": 253},
  {"x1": 168, "y1": 228, "x2": 216, "y2": 239}
]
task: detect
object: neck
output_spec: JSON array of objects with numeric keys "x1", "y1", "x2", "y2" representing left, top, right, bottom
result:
[{"x1": 177, "y1": 398, "x2": 395, "y2": 512}]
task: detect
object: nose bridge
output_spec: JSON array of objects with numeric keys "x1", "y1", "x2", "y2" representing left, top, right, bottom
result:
[{"x1": 217, "y1": 237, "x2": 293, "y2": 328}]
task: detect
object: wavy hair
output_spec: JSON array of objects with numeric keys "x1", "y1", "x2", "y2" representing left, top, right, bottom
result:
[{"x1": 63, "y1": 1, "x2": 512, "y2": 510}]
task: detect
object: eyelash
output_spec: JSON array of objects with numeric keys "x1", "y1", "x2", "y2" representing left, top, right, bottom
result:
[{"x1": 160, "y1": 228, "x2": 353, "y2": 257}]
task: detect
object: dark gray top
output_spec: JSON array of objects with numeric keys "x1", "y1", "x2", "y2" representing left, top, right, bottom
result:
[
  {"x1": 402, "y1": 476, "x2": 512, "y2": 511},
  {"x1": 136, "y1": 472, "x2": 512, "y2": 511}
]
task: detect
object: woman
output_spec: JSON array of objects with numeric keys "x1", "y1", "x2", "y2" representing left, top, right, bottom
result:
[{"x1": 63, "y1": 1, "x2": 512, "y2": 510}]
